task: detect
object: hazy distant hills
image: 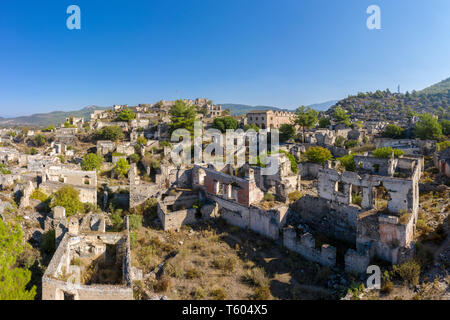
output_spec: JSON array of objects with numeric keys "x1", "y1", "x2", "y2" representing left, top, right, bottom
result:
[
  {"x1": 222, "y1": 100, "x2": 338, "y2": 116},
  {"x1": 0, "y1": 105, "x2": 107, "y2": 128},
  {"x1": 0, "y1": 100, "x2": 338, "y2": 127},
  {"x1": 420, "y1": 77, "x2": 450, "y2": 95}
]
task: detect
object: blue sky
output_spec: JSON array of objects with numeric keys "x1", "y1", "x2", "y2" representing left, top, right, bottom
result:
[{"x1": 0, "y1": 0, "x2": 450, "y2": 116}]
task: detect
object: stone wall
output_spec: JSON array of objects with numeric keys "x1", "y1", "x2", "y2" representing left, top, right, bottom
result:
[{"x1": 283, "y1": 227, "x2": 336, "y2": 267}]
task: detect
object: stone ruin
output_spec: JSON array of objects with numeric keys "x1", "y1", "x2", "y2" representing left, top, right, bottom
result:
[{"x1": 42, "y1": 212, "x2": 137, "y2": 300}]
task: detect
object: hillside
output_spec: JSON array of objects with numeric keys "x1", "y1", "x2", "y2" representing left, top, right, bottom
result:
[
  {"x1": 0, "y1": 105, "x2": 107, "y2": 128},
  {"x1": 327, "y1": 89, "x2": 450, "y2": 121},
  {"x1": 420, "y1": 77, "x2": 450, "y2": 95}
]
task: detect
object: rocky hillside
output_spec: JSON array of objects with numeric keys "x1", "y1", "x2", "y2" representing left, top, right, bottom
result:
[
  {"x1": 420, "y1": 77, "x2": 450, "y2": 95},
  {"x1": 327, "y1": 89, "x2": 450, "y2": 121}
]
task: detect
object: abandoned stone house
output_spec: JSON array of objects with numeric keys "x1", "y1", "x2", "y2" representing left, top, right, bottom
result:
[
  {"x1": 291, "y1": 154, "x2": 421, "y2": 273},
  {"x1": 39, "y1": 166, "x2": 98, "y2": 205},
  {"x1": 42, "y1": 211, "x2": 135, "y2": 300},
  {"x1": 374, "y1": 138, "x2": 435, "y2": 156},
  {"x1": 246, "y1": 110, "x2": 295, "y2": 130},
  {"x1": 434, "y1": 147, "x2": 450, "y2": 178}
]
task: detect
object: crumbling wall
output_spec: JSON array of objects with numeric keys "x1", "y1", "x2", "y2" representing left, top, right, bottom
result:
[{"x1": 283, "y1": 227, "x2": 336, "y2": 267}]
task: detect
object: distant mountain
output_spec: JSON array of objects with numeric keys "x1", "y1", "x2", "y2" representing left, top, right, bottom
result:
[
  {"x1": 420, "y1": 77, "x2": 450, "y2": 95},
  {"x1": 221, "y1": 100, "x2": 337, "y2": 116},
  {"x1": 0, "y1": 105, "x2": 107, "y2": 128},
  {"x1": 307, "y1": 100, "x2": 339, "y2": 112},
  {"x1": 220, "y1": 104, "x2": 287, "y2": 116}
]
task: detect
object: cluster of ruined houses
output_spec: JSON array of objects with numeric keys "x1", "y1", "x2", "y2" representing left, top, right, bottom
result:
[{"x1": 1, "y1": 100, "x2": 447, "y2": 300}]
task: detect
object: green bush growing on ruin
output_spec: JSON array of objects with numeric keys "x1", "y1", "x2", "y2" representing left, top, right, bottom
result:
[
  {"x1": 344, "y1": 139, "x2": 359, "y2": 149},
  {"x1": 436, "y1": 141, "x2": 450, "y2": 152},
  {"x1": 114, "y1": 158, "x2": 130, "y2": 178},
  {"x1": 304, "y1": 146, "x2": 333, "y2": 164},
  {"x1": 383, "y1": 124, "x2": 405, "y2": 139},
  {"x1": 128, "y1": 214, "x2": 143, "y2": 231},
  {"x1": 288, "y1": 190, "x2": 302, "y2": 202},
  {"x1": 372, "y1": 147, "x2": 404, "y2": 159},
  {"x1": 40, "y1": 229, "x2": 56, "y2": 255},
  {"x1": 0, "y1": 220, "x2": 37, "y2": 300},
  {"x1": 263, "y1": 192, "x2": 275, "y2": 202},
  {"x1": 82, "y1": 153, "x2": 103, "y2": 171},
  {"x1": 95, "y1": 126, "x2": 124, "y2": 141},
  {"x1": 337, "y1": 154, "x2": 356, "y2": 172},
  {"x1": 0, "y1": 163, "x2": 11, "y2": 174},
  {"x1": 414, "y1": 113, "x2": 442, "y2": 140},
  {"x1": 279, "y1": 150, "x2": 298, "y2": 173},
  {"x1": 30, "y1": 189, "x2": 48, "y2": 202},
  {"x1": 116, "y1": 108, "x2": 136, "y2": 121},
  {"x1": 51, "y1": 185, "x2": 83, "y2": 217}
]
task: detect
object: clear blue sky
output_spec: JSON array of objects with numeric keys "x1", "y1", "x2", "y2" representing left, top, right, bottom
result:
[{"x1": 1, "y1": 0, "x2": 450, "y2": 116}]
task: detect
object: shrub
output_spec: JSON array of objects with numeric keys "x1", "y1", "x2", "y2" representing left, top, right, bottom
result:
[
  {"x1": 210, "y1": 288, "x2": 226, "y2": 300},
  {"x1": 318, "y1": 118, "x2": 331, "y2": 128},
  {"x1": 372, "y1": 147, "x2": 404, "y2": 159},
  {"x1": 436, "y1": 141, "x2": 450, "y2": 152},
  {"x1": 279, "y1": 150, "x2": 298, "y2": 173},
  {"x1": 30, "y1": 189, "x2": 48, "y2": 202},
  {"x1": 81, "y1": 153, "x2": 103, "y2": 171},
  {"x1": 263, "y1": 192, "x2": 275, "y2": 202},
  {"x1": 393, "y1": 260, "x2": 421, "y2": 286},
  {"x1": 185, "y1": 268, "x2": 201, "y2": 279},
  {"x1": 243, "y1": 267, "x2": 270, "y2": 288},
  {"x1": 381, "y1": 280, "x2": 394, "y2": 294},
  {"x1": 252, "y1": 285, "x2": 271, "y2": 300},
  {"x1": 95, "y1": 126, "x2": 124, "y2": 141},
  {"x1": 129, "y1": 153, "x2": 140, "y2": 163},
  {"x1": 114, "y1": 158, "x2": 130, "y2": 178},
  {"x1": 51, "y1": 186, "x2": 83, "y2": 217},
  {"x1": 192, "y1": 287, "x2": 206, "y2": 299},
  {"x1": 116, "y1": 108, "x2": 136, "y2": 121},
  {"x1": 32, "y1": 134, "x2": 47, "y2": 147},
  {"x1": 110, "y1": 213, "x2": 123, "y2": 232},
  {"x1": 383, "y1": 124, "x2": 405, "y2": 139},
  {"x1": 344, "y1": 139, "x2": 359, "y2": 149},
  {"x1": 212, "y1": 257, "x2": 236, "y2": 272},
  {"x1": 0, "y1": 164, "x2": 11, "y2": 174},
  {"x1": 288, "y1": 191, "x2": 302, "y2": 202},
  {"x1": 337, "y1": 154, "x2": 356, "y2": 172},
  {"x1": 128, "y1": 214, "x2": 143, "y2": 231},
  {"x1": 154, "y1": 277, "x2": 171, "y2": 292},
  {"x1": 352, "y1": 194, "x2": 362, "y2": 206},
  {"x1": 41, "y1": 229, "x2": 56, "y2": 255},
  {"x1": 304, "y1": 146, "x2": 332, "y2": 164}
]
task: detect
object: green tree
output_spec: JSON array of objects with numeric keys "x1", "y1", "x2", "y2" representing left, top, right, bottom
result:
[
  {"x1": 115, "y1": 158, "x2": 130, "y2": 178},
  {"x1": 243, "y1": 124, "x2": 260, "y2": 132},
  {"x1": 169, "y1": 100, "x2": 197, "y2": 133},
  {"x1": 279, "y1": 124, "x2": 296, "y2": 142},
  {"x1": 96, "y1": 126, "x2": 124, "y2": 141},
  {"x1": 32, "y1": 134, "x2": 47, "y2": 147},
  {"x1": 337, "y1": 154, "x2": 356, "y2": 172},
  {"x1": 117, "y1": 108, "x2": 136, "y2": 121},
  {"x1": 414, "y1": 113, "x2": 442, "y2": 139},
  {"x1": 304, "y1": 146, "x2": 332, "y2": 164},
  {"x1": 333, "y1": 106, "x2": 350, "y2": 126},
  {"x1": 383, "y1": 124, "x2": 405, "y2": 139},
  {"x1": 318, "y1": 118, "x2": 331, "y2": 128},
  {"x1": 440, "y1": 119, "x2": 450, "y2": 136},
  {"x1": 136, "y1": 136, "x2": 148, "y2": 146},
  {"x1": 212, "y1": 116, "x2": 238, "y2": 133},
  {"x1": 294, "y1": 106, "x2": 318, "y2": 142},
  {"x1": 0, "y1": 220, "x2": 36, "y2": 300},
  {"x1": 81, "y1": 153, "x2": 103, "y2": 171},
  {"x1": 51, "y1": 185, "x2": 83, "y2": 217}
]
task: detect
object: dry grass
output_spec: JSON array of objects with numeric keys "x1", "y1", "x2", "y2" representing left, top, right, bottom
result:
[{"x1": 130, "y1": 219, "x2": 333, "y2": 300}]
